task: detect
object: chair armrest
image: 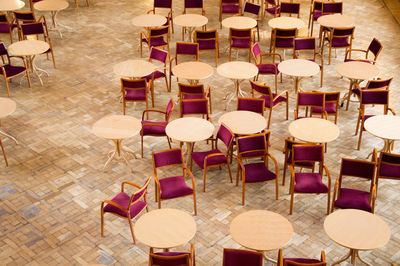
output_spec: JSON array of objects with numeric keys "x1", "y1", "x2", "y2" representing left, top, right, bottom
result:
[
  {"x1": 323, "y1": 164, "x2": 332, "y2": 188},
  {"x1": 273, "y1": 89, "x2": 288, "y2": 101},
  {"x1": 345, "y1": 48, "x2": 367, "y2": 59},
  {"x1": 121, "y1": 181, "x2": 141, "y2": 192},
  {"x1": 388, "y1": 108, "x2": 396, "y2": 115},
  {"x1": 294, "y1": 109, "x2": 298, "y2": 120},
  {"x1": 261, "y1": 52, "x2": 282, "y2": 62},
  {"x1": 183, "y1": 167, "x2": 196, "y2": 190},
  {"x1": 316, "y1": 52, "x2": 324, "y2": 65},
  {"x1": 142, "y1": 109, "x2": 165, "y2": 120},
  {"x1": 203, "y1": 152, "x2": 226, "y2": 168},
  {"x1": 146, "y1": 9, "x2": 155, "y2": 14},
  {"x1": 289, "y1": 164, "x2": 296, "y2": 191},
  {"x1": 101, "y1": 200, "x2": 128, "y2": 212},
  {"x1": 267, "y1": 153, "x2": 279, "y2": 179}
]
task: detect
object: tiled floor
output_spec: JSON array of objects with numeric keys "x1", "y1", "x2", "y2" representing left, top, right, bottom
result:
[{"x1": 0, "y1": 0, "x2": 399, "y2": 265}]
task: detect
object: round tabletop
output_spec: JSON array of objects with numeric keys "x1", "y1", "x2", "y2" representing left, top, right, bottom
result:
[
  {"x1": 218, "y1": 111, "x2": 266, "y2": 135},
  {"x1": 217, "y1": 61, "x2": 258, "y2": 80},
  {"x1": 230, "y1": 210, "x2": 293, "y2": 251},
  {"x1": 364, "y1": 115, "x2": 400, "y2": 141},
  {"x1": 34, "y1": 0, "x2": 69, "y2": 12},
  {"x1": 0, "y1": 98, "x2": 16, "y2": 118},
  {"x1": 8, "y1": 40, "x2": 50, "y2": 57},
  {"x1": 278, "y1": 59, "x2": 320, "y2": 78},
  {"x1": 132, "y1": 14, "x2": 167, "y2": 28},
  {"x1": 174, "y1": 14, "x2": 208, "y2": 28},
  {"x1": 134, "y1": 208, "x2": 197, "y2": 249},
  {"x1": 268, "y1": 17, "x2": 306, "y2": 29},
  {"x1": 172, "y1": 61, "x2": 213, "y2": 81},
  {"x1": 166, "y1": 117, "x2": 214, "y2": 142},
  {"x1": 336, "y1": 61, "x2": 379, "y2": 81},
  {"x1": 113, "y1": 60, "x2": 157, "y2": 78},
  {"x1": 0, "y1": 0, "x2": 24, "y2": 11},
  {"x1": 317, "y1": 14, "x2": 355, "y2": 29},
  {"x1": 324, "y1": 209, "x2": 390, "y2": 250},
  {"x1": 289, "y1": 118, "x2": 340, "y2": 143},
  {"x1": 222, "y1": 16, "x2": 257, "y2": 29},
  {"x1": 92, "y1": 115, "x2": 142, "y2": 140}
]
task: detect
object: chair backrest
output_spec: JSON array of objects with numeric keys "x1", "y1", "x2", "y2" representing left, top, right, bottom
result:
[
  {"x1": 175, "y1": 42, "x2": 199, "y2": 60},
  {"x1": 280, "y1": 2, "x2": 300, "y2": 17},
  {"x1": 377, "y1": 152, "x2": 400, "y2": 180},
  {"x1": 216, "y1": 123, "x2": 235, "y2": 150},
  {"x1": 178, "y1": 83, "x2": 205, "y2": 99},
  {"x1": 312, "y1": 1, "x2": 323, "y2": 12},
  {"x1": 149, "y1": 253, "x2": 190, "y2": 266},
  {"x1": 152, "y1": 148, "x2": 184, "y2": 169},
  {"x1": 322, "y1": 2, "x2": 343, "y2": 14},
  {"x1": 296, "y1": 91, "x2": 325, "y2": 117},
  {"x1": 266, "y1": 0, "x2": 278, "y2": 7},
  {"x1": 251, "y1": 42, "x2": 262, "y2": 64},
  {"x1": 0, "y1": 42, "x2": 8, "y2": 57},
  {"x1": 121, "y1": 78, "x2": 147, "y2": 98},
  {"x1": 237, "y1": 132, "x2": 267, "y2": 158},
  {"x1": 180, "y1": 98, "x2": 209, "y2": 119},
  {"x1": 278, "y1": 249, "x2": 327, "y2": 266},
  {"x1": 21, "y1": 22, "x2": 46, "y2": 37},
  {"x1": 292, "y1": 144, "x2": 324, "y2": 164},
  {"x1": 0, "y1": 13, "x2": 9, "y2": 23},
  {"x1": 165, "y1": 98, "x2": 175, "y2": 122},
  {"x1": 237, "y1": 97, "x2": 265, "y2": 115},
  {"x1": 149, "y1": 47, "x2": 168, "y2": 64},
  {"x1": 275, "y1": 28, "x2": 297, "y2": 49},
  {"x1": 149, "y1": 25, "x2": 169, "y2": 38},
  {"x1": 230, "y1": 28, "x2": 252, "y2": 40},
  {"x1": 244, "y1": 2, "x2": 261, "y2": 16},
  {"x1": 185, "y1": 0, "x2": 203, "y2": 9},
  {"x1": 130, "y1": 177, "x2": 152, "y2": 206},
  {"x1": 331, "y1": 27, "x2": 354, "y2": 39},
  {"x1": 154, "y1": 0, "x2": 172, "y2": 9},
  {"x1": 223, "y1": 248, "x2": 263, "y2": 266},
  {"x1": 367, "y1": 38, "x2": 383, "y2": 60},
  {"x1": 276, "y1": 28, "x2": 297, "y2": 38},
  {"x1": 340, "y1": 158, "x2": 376, "y2": 180},
  {"x1": 359, "y1": 89, "x2": 389, "y2": 109},
  {"x1": 14, "y1": 11, "x2": 36, "y2": 24},
  {"x1": 250, "y1": 80, "x2": 273, "y2": 98},
  {"x1": 294, "y1": 37, "x2": 316, "y2": 52},
  {"x1": 365, "y1": 77, "x2": 392, "y2": 90},
  {"x1": 194, "y1": 30, "x2": 218, "y2": 51},
  {"x1": 283, "y1": 138, "x2": 302, "y2": 159},
  {"x1": 324, "y1": 91, "x2": 340, "y2": 104}
]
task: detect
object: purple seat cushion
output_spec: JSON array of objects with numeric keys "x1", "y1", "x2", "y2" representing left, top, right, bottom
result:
[
  {"x1": 143, "y1": 70, "x2": 165, "y2": 80},
  {"x1": 197, "y1": 39, "x2": 216, "y2": 50},
  {"x1": 257, "y1": 63, "x2": 279, "y2": 75},
  {"x1": 244, "y1": 162, "x2": 276, "y2": 182},
  {"x1": 351, "y1": 86, "x2": 362, "y2": 96},
  {"x1": 222, "y1": 5, "x2": 239, "y2": 13},
  {"x1": 160, "y1": 176, "x2": 193, "y2": 199},
  {"x1": 284, "y1": 258, "x2": 322, "y2": 264},
  {"x1": 334, "y1": 188, "x2": 372, "y2": 212},
  {"x1": 0, "y1": 23, "x2": 16, "y2": 33},
  {"x1": 141, "y1": 121, "x2": 167, "y2": 135},
  {"x1": 294, "y1": 173, "x2": 328, "y2": 193},
  {"x1": 232, "y1": 38, "x2": 251, "y2": 48},
  {"x1": 331, "y1": 37, "x2": 350, "y2": 47},
  {"x1": 125, "y1": 89, "x2": 146, "y2": 100},
  {"x1": 143, "y1": 37, "x2": 167, "y2": 47},
  {"x1": 103, "y1": 192, "x2": 147, "y2": 218},
  {"x1": 192, "y1": 149, "x2": 227, "y2": 169},
  {"x1": 313, "y1": 10, "x2": 322, "y2": 20},
  {"x1": 260, "y1": 94, "x2": 286, "y2": 108},
  {"x1": 1, "y1": 65, "x2": 26, "y2": 77},
  {"x1": 311, "y1": 102, "x2": 336, "y2": 114},
  {"x1": 275, "y1": 39, "x2": 294, "y2": 48},
  {"x1": 266, "y1": 6, "x2": 278, "y2": 14}
]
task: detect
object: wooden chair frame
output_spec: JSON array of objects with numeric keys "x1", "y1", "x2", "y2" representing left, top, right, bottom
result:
[
  {"x1": 0, "y1": 13, "x2": 17, "y2": 43},
  {"x1": 169, "y1": 42, "x2": 199, "y2": 86},
  {"x1": 272, "y1": 28, "x2": 297, "y2": 55},
  {"x1": 178, "y1": 82, "x2": 212, "y2": 114},
  {"x1": 149, "y1": 243, "x2": 195, "y2": 266},
  {"x1": 294, "y1": 90, "x2": 327, "y2": 120},
  {"x1": 229, "y1": 28, "x2": 254, "y2": 62},
  {"x1": 121, "y1": 78, "x2": 151, "y2": 115},
  {"x1": 148, "y1": 47, "x2": 170, "y2": 93},
  {"x1": 194, "y1": 29, "x2": 219, "y2": 66},
  {"x1": 140, "y1": 25, "x2": 170, "y2": 58},
  {"x1": 376, "y1": 151, "x2": 400, "y2": 196},
  {"x1": 310, "y1": 91, "x2": 340, "y2": 124},
  {"x1": 180, "y1": 98, "x2": 212, "y2": 122},
  {"x1": 278, "y1": 249, "x2": 327, "y2": 266},
  {"x1": 237, "y1": 97, "x2": 265, "y2": 116},
  {"x1": 147, "y1": 0, "x2": 174, "y2": 33},
  {"x1": 219, "y1": 0, "x2": 241, "y2": 28},
  {"x1": 321, "y1": 26, "x2": 354, "y2": 65},
  {"x1": 345, "y1": 38, "x2": 383, "y2": 65}
]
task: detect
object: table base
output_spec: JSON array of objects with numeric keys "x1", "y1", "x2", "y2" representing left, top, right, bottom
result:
[
  {"x1": 104, "y1": 139, "x2": 137, "y2": 172},
  {"x1": 49, "y1": 11, "x2": 71, "y2": 38},
  {"x1": 225, "y1": 79, "x2": 246, "y2": 110},
  {"x1": 0, "y1": 129, "x2": 18, "y2": 144},
  {"x1": 22, "y1": 55, "x2": 49, "y2": 86},
  {"x1": 332, "y1": 249, "x2": 372, "y2": 266}
]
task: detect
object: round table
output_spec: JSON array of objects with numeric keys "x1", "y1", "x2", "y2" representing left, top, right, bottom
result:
[
  {"x1": 268, "y1": 17, "x2": 306, "y2": 29},
  {"x1": 174, "y1": 14, "x2": 208, "y2": 42},
  {"x1": 34, "y1": 0, "x2": 69, "y2": 38},
  {"x1": 0, "y1": 98, "x2": 18, "y2": 144},
  {"x1": 131, "y1": 14, "x2": 167, "y2": 29},
  {"x1": 336, "y1": 61, "x2": 379, "y2": 110},
  {"x1": 222, "y1": 16, "x2": 257, "y2": 29},
  {"x1": 217, "y1": 61, "x2": 258, "y2": 110},
  {"x1": 364, "y1": 115, "x2": 400, "y2": 153},
  {"x1": 218, "y1": 111, "x2": 266, "y2": 135},
  {"x1": 230, "y1": 210, "x2": 293, "y2": 263},
  {"x1": 172, "y1": 61, "x2": 213, "y2": 85},
  {"x1": 92, "y1": 115, "x2": 141, "y2": 172},
  {"x1": 317, "y1": 14, "x2": 355, "y2": 29},
  {"x1": 8, "y1": 40, "x2": 50, "y2": 86},
  {"x1": 288, "y1": 117, "x2": 340, "y2": 143},
  {"x1": 324, "y1": 209, "x2": 390, "y2": 265},
  {"x1": 134, "y1": 208, "x2": 196, "y2": 250},
  {"x1": 113, "y1": 60, "x2": 157, "y2": 79},
  {"x1": 278, "y1": 59, "x2": 320, "y2": 92},
  {"x1": 0, "y1": 0, "x2": 24, "y2": 11}
]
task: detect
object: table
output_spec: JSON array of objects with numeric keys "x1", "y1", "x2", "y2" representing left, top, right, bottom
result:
[
  {"x1": 8, "y1": 40, "x2": 50, "y2": 86},
  {"x1": 278, "y1": 59, "x2": 320, "y2": 92},
  {"x1": 364, "y1": 115, "x2": 400, "y2": 153},
  {"x1": 34, "y1": 0, "x2": 70, "y2": 38},
  {"x1": 166, "y1": 117, "x2": 214, "y2": 164},
  {"x1": 324, "y1": 209, "x2": 390, "y2": 265},
  {"x1": 134, "y1": 208, "x2": 196, "y2": 250},
  {"x1": 268, "y1": 17, "x2": 306, "y2": 29},
  {"x1": 0, "y1": 0, "x2": 24, "y2": 11},
  {"x1": 336, "y1": 61, "x2": 379, "y2": 110},
  {"x1": 218, "y1": 111, "x2": 266, "y2": 135},
  {"x1": 113, "y1": 59, "x2": 157, "y2": 79},
  {"x1": 230, "y1": 210, "x2": 293, "y2": 263},
  {"x1": 288, "y1": 118, "x2": 340, "y2": 143},
  {"x1": 131, "y1": 14, "x2": 167, "y2": 29},
  {"x1": 92, "y1": 115, "x2": 141, "y2": 172},
  {"x1": 174, "y1": 14, "x2": 208, "y2": 41},
  {"x1": 172, "y1": 61, "x2": 213, "y2": 85},
  {"x1": 317, "y1": 14, "x2": 355, "y2": 29},
  {"x1": 222, "y1": 16, "x2": 257, "y2": 30},
  {"x1": 217, "y1": 61, "x2": 258, "y2": 110},
  {"x1": 0, "y1": 98, "x2": 18, "y2": 144}
]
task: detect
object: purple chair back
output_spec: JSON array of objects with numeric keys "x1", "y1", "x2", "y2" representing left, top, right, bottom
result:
[
  {"x1": 217, "y1": 123, "x2": 234, "y2": 148},
  {"x1": 181, "y1": 99, "x2": 208, "y2": 117},
  {"x1": 231, "y1": 28, "x2": 252, "y2": 38},
  {"x1": 276, "y1": 28, "x2": 297, "y2": 37},
  {"x1": 149, "y1": 253, "x2": 190, "y2": 266},
  {"x1": 332, "y1": 27, "x2": 354, "y2": 37},
  {"x1": 313, "y1": 1, "x2": 323, "y2": 11},
  {"x1": 21, "y1": 22, "x2": 45, "y2": 36},
  {"x1": 121, "y1": 78, "x2": 147, "y2": 89},
  {"x1": 250, "y1": 80, "x2": 272, "y2": 97},
  {"x1": 280, "y1": 2, "x2": 300, "y2": 15},
  {"x1": 251, "y1": 43, "x2": 262, "y2": 61},
  {"x1": 266, "y1": 0, "x2": 278, "y2": 6},
  {"x1": 322, "y1": 2, "x2": 343, "y2": 14},
  {"x1": 367, "y1": 38, "x2": 382, "y2": 58},
  {"x1": 176, "y1": 42, "x2": 199, "y2": 56},
  {"x1": 294, "y1": 38, "x2": 316, "y2": 51},
  {"x1": 378, "y1": 152, "x2": 400, "y2": 179},
  {"x1": 150, "y1": 26, "x2": 169, "y2": 36},
  {"x1": 150, "y1": 47, "x2": 168, "y2": 64},
  {"x1": 237, "y1": 97, "x2": 264, "y2": 115},
  {"x1": 244, "y1": 2, "x2": 261, "y2": 15},
  {"x1": 14, "y1": 11, "x2": 35, "y2": 22},
  {"x1": 360, "y1": 89, "x2": 389, "y2": 105},
  {"x1": 165, "y1": 99, "x2": 175, "y2": 121},
  {"x1": 0, "y1": 13, "x2": 8, "y2": 23},
  {"x1": 237, "y1": 133, "x2": 266, "y2": 156},
  {"x1": 0, "y1": 42, "x2": 7, "y2": 56},
  {"x1": 325, "y1": 91, "x2": 340, "y2": 102},
  {"x1": 195, "y1": 30, "x2": 217, "y2": 39},
  {"x1": 365, "y1": 78, "x2": 392, "y2": 90},
  {"x1": 185, "y1": 0, "x2": 203, "y2": 8},
  {"x1": 153, "y1": 148, "x2": 183, "y2": 168},
  {"x1": 297, "y1": 91, "x2": 324, "y2": 107},
  {"x1": 223, "y1": 248, "x2": 263, "y2": 266},
  {"x1": 292, "y1": 144, "x2": 323, "y2": 163},
  {"x1": 179, "y1": 83, "x2": 204, "y2": 97},
  {"x1": 154, "y1": 0, "x2": 172, "y2": 8},
  {"x1": 340, "y1": 158, "x2": 375, "y2": 180}
]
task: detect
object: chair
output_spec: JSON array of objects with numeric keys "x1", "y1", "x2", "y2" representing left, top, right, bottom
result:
[
  {"x1": 120, "y1": 78, "x2": 150, "y2": 115},
  {"x1": 219, "y1": 0, "x2": 241, "y2": 28},
  {"x1": 100, "y1": 177, "x2": 151, "y2": 244},
  {"x1": 294, "y1": 91, "x2": 327, "y2": 120},
  {"x1": 250, "y1": 80, "x2": 288, "y2": 128},
  {"x1": 180, "y1": 98, "x2": 211, "y2": 122},
  {"x1": 351, "y1": 77, "x2": 392, "y2": 99},
  {"x1": 140, "y1": 98, "x2": 175, "y2": 158},
  {"x1": 184, "y1": 0, "x2": 205, "y2": 15},
  {"x1": 355, "y1": 89, "x2": 395, "y2": 150},
  {"x1": 141, "y1": 47, "x2": 170, "y2": 94},
  {"x1": 279, "y1": 2, "x2": 300, "y2": 17},
  {"x1": 229, "y1": 28, "x2": 254, "y2": 62},
  {"x1": 242, "y1": 2, "x2": 261, "y2": 41},
  {"x1": 0, "y1": 42, "x2": 31, "y2": 96},
  {"x1": 0, "y1": 13, "x2": 17, "y2": 43},
  {"x1": 331, "y1": 158, "x2": 376, "y2": 213},
  {"x1": 194, "y1": 29, "x2": 219, "y2": 66},
  {"x1": 178, "y1": 83, "x2": 212, "y2": 113},
  {"x1": 251, "y1": 42, "x2": 282, "y2": 92},
  {"x1": 140, "y1": 25, "x2": 170, "y2": 57},
  {"x1": 308, "y1": 0, "x2": 323, "y2": 36},
  {"x1": 293, "y1": 37, "x2": 324, "y2": 87},
  {"x1": 317, "y1": 1, "x2": 343, "y2": 42},
  {"x1": 376, "y1": 151, "x2": 400, "y2": 196},
  {"x1": 147, "y1": 0, "x2": 174, "y2": 33},
  {"x1": 14, "y1": 11, "x2": 38, "y2": 40},
  {"x1": 152, "y1": 148, "x2": 197, "y2": 215},
  {"x1": 277, "y1": 249, "x2": 327, "y2": 266},
  {"x1": 223, "y1": 248, "x2": 264, "y2": 266},
  {"x1": 191, "y1": 123, "x2": 235, "y2": 192},
  {"x1": 272, "y1": 28, "x2": 297, "y2": 56},
  {"x1": 169, "y1": 42, "x2": 199, "y2": 85},
  {"x1": 311, "y1": 91, "x2": 341, "y2": 124},
  {"x1": 321, "y1": 26, "x2": 355, "y2": 65},
  {"x1": 289, "y1": 144, "x2": 331, "y2": 215},
  {"x1": 345, "y1": 38, "x2": 383, "y2": 64},
  {"x1": 237, "y1": 97, "x2": 265, "y2": 115},
  {"x1": 236, "y1": 132, "x2": 279, "y2": 205},
  {"x1": 264, "y1": 0, "x2": 280, "y2": 18},
  {"x1": 149, "y1": 243, "x2": 195, "y2": 266}
]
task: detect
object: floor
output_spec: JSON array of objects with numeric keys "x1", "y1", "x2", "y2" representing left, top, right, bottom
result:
[{"x1": 0, "y1": 0, "x2": 399, "y2": 265}]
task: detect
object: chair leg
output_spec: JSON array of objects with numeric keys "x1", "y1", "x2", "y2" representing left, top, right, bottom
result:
[
  {"x1": 203, "y1": 168, "x2": 207, "y2": 192},
  {"x1": 0, "y1": 139, "x2": 8, "y2": 166},
  {"x1": 289, "y1": 180, "x2": 294, "y2": 215},
  {"x1": 241, "y1": 181, "x2": 246, "y2": 205},
  {"x1": 164, "y1": 76, "x2": 170, "y2": 92},
  {"x1": 286, "y1": 100, "x2": 289, "y2": 120},
  {"x1": 229, "y1": 47, "x2": 232, "y2": 61},
  {"x1": 50, "y1": 51, "x2": 56, "y2": 68},
  {"x1": 326, "y1": 190, "x2": 331, "y2": 215},
  {"x1": 127, "y1": 216, "x2": 136, "y2": 244},
  {"x1": 275, "y1": 177, "x2": 279, "y2": 200},
  {"x1": 267, "y1": 108, "x2": 272, "y2": 129},
  {"x1": 167, "y1": 136, "x2": 171, "y2": 148},
  {"x1": 100, "y1": 204, "x2": 105, "y2": 237},
  {"x1": 141, "y1": 134, "x2": 144, "y2": 158},
  {"x1": 282, "y1": 162, "x2": 287, "y2": 186},
  {"x1": 357, "y1": 128, "x2": 364, "y2": 150},
  {"x1": 227, "y1": 163, "x2": 233, "y2": 183},
  {"x1": 274, "y1": 75, "x2": 278, "y2": 93},
  {"x1": 155, "y1": 180, "x2": 158, "y2": 202},
  {"x1": 193, "y1": 191, "x2": 197, "y2": 216},
  {"x1": 4, "y1": 79, "x2": 10, "y2": 97}
]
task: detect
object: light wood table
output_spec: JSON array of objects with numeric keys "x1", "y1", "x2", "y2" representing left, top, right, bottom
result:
[
  {"x1": 288, "y1": 117, "x2": 340, "y2": 143},
  {"x1": 172, "y1": 61, "x2": 213, "y2": 85},
  {"x1": 218, "y1": 111, "x2": 266, "y2": 135},
  {"x1": 278, "y1": 59, "x2": 320, "y2": 92},
  {"x1": 317, "y1": 14, "x2": 355, "y2": 29},
  {"x1": 336, "y1": 61, "x2": 379, "y2": 110},
  {"x1": 217, "y1": 61, "x2": 258, "y2": 110},
  {"x1": 132, "y1": 14, "x2": 167, "y2": 29},
  {"x1": 222, "y1": 16, "x2": 257, "y2": 29},
  {"x1": 230, "y1": 210, "x2": 293, "y2": 263},
  {"x1": 0, "y1": 0, "x2": 24, "y2": 11},
  {"x1": 92, "y1": 115, "x2": 141, "y2": 172},
  {"x1": 134, "y1": 208, "x2": 196, "y2": 250},
  {"x1": 364, "y1": 115, "x2": 400, "y2": 153},
  {"x1": 34, "y1": 0, "x2": 70, "y2": 38},
  {"x1": 0, "y1": 98, "x2": 17, "y2": 144},
  {"x1": 324, "y1": 209, "x2": 390, "y2": 265},
  {"x1": 113, "y1": 59, "x2": 157, "y2": 79},
  {"x1": 174, "y1": 14, "x2": 208, "y2": 41},
  {"x1": 8, "y1": 40, "x2": 50, "y2": 86},
  {"x1": 268, "y1": 17, "x2": 306, "y2": 29}
]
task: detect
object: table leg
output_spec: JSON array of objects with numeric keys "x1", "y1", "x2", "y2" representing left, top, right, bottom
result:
[
  {"x1": 103, "y1": 139, "x2": 135, "y2": 172},
  {"x1": 49, "y1": 11, "x2": 64, "y2": 38},
  {"x1": 28, "y1": 55, "x2": 49, "y2": 86},
  {"x1": 225, "y1": 79, "x2": 245, "y2": 110},
  {"x1": 262, "y1": 252, "x2": 277, "y2": 264},
  {"x1": 382, "y1": 139, "x2": 394, "y2": 153},
  {"x1": 355, "y1": 250, "x2": 373, "y2": 266},
  {"x1": 331, "y1": 249, "x2": 352, "y2": 265},
  {"x1": 294, "y1": 77, "x2": 299, "y2": 92},
  {"x1": 0, "y1": 129, "x2": 18, "y2": 144}
]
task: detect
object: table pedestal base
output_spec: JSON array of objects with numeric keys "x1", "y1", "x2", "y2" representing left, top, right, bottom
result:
[
  {"x1": 104, "y1": 139, "x2": 137, "y2": 172},
  {"x1": 48, "y1": 11, "x2": 72, "y2": 38},
  {"x1": 0, "y1": 129, "x2": 18, "y2": 144},
  {"x1": 23, "y1": 55, "x2": 49, "y2": 86},
  {"x1": 225, "y1": 79, "x2": 245, "y2": 110},
  {"x1": 332, "y1": 249, "x2": 372, "y2": 266}
]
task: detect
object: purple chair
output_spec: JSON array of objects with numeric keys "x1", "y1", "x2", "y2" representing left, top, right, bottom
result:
[
  {"x1": 279, "y1": 2, "x2": 300, "y2": 17},
  {"x1": 243, "y1": 2, "x2": 261, "y2": 41},
  {"x1": 331, "y1": 158, "x2": 376, "y2": 213},
  {"x1": 272, "y1": 28, "x2": 297, "y2": 54},
  {"x1": 278, "y1": 249, "x2": 327, "y2": 266},
  {"x1": 250, "y1": 80, "x2": 288, "y2": 128},
  {"x1": 180, "y1": 98, "x2": 211, "y2": 121},
  {"x1": 351, "y1": 77, "x2": 392, "y2": 98},
  {"x1": 152, "y1": 148, "x2": 197, "y2": 215},
  {"x1": 100, "y1": 177, "x2": 151, "y2": 244},
  {"x1": 308, "y1": 0, "x2": 323, "y2": 36},
  {"x1": 178, "y1": 83, "x2": 212, "y2": 113},
  {"x1": 311, "y1": 91, "x2": 341, "y2": 124},
  {"x1": 237, "y1": 97, "x2": 265, "y2": 115},
  {"x1": 321, "y1": 26, "x2": 355, "y2": 64},
  {"x1": 141, "y1": 99, "x2": 175, "y2": 158},
  {"x1": 223, "y1": 248, "x2": 264, "y2": 266},
  {"x1": 229, "y1": 28, "x2": 254, "y2": 62},
  {"x1": 236, "y1": 132, "x2": 279, "y2": 205},
  {"x1": 294, "y1": 91, "x2": 326, "y2": 120},
  {"x1": 14, "y1": 11, "x2": 38, "y2": 40},
  {"x1": 142, "y1": 47, "x2": 170, "y2": 93},
  {"x1": 0, "y1": 13, "x2": 17, "y2": 43},
  {"x1": 289, "y1": 144, "x2": 331, "y2": 215},
  {"x1": 121, "y1": 78, "x2": 150, "y2": 115},
  {"x1": 140, "y1": 25, "x2": 170, "y2": 57},
  {"x1": 169, "y1": 42, "x2": 199, "y2": 84},
  {"x1": 345, "y1": 38, "x2": 383, "y2": 65},
  {"x1": 147, "y1": 0, "x2": 174, "y2": 33},
  {"x1": 376, "y1": 152, "x2": 400, "y2": 196},
  {"x1": 317, "y1": 2, "x2": 343, "y2": 41},
  {"x1": 184, "y1": 0, "x2": 205, "y2": 15},
  {"x1": 219, "y1": 0, "x2": 241, "y2": 28},
  {"x1": 264, "y1": 0, "x2": 280, "y2": 18},
  {"x1": 194, "y1": 30, "x2": 219, "y2": 66},
  {"x1": 149, "y1": 243, "x2": 195, "y2": 266},
  {"x1": 191, "y1": 124, "x2": 234, "y2": 192}
]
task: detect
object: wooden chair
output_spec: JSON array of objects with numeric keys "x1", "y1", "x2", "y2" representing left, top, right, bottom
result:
[
  {"x1": 272, "y1": 28, "x2": 297, "y2": 56},
  {"x1": 194, "y1": 30, "x2": 219, "y2": 66},
  {"x1": 140, "y1": 25, "x2": 170, "y2": 57},
  {"x1": 279, "y1": 2, "x2": 300, "y2": 17},
  {"x1": 242, "y1": 2, "x2": 261, "y2": 41},
  {"x1": 311, "y1": 91, "x2": 341, "y2": 124},
  {"x1": 264, "y1": 0, "x2": 281, "y2": 19},
  {"x1": 169, "y1": 42, "x2": 199, "y2": 85},
  {"x1": 183, "y1": 0, "x2": 205, "y2": 15},
  {"x1": 237, "y1": 97, "x2": 265, "y2": 116},
  {"x1": 278, "y1": 249, "x2": 327, "y2": 266},
  {"x1": 120, "y1": 78, "x2": 150, "y2": 115},
  {"x1": 321, "y1": 26, "x2": 355, "y2": 65},
  {"x1": 376, "y1": 151, "x2": 400, "y2": 196},
  {"x1": 178, "y1": 83, "x2": 212, "y2": 113},
  {"x1": 229, "y1": 28, "x2": 254, "y2": 62},
  {"x1": 0, "y1": 13, "x2": 17, "y2": 43},
  {"x1": 223, "y1": 248, "x2": 264, "y2": 266},
  {"x1": 219, "y1": 0, "x2": 241, "y2": 28},
  {"x1": 294, "y1": 91, "x2": 327, "y2": 120},
  {"x1": 147, "y1": 0, "x2": 174, "y2": 32},
  {"x1": 142, "y1": 47, "x2": 170, "y2": 93},
  {"x1": 345, "y1": 38, "x2": 383, "y2": 64},
  {"x1": 149, "y1": 243, "x2": 195, "y2": 266},
  {"x1": 308, "y1": 0, "x2": 323, "y2": 36},
  {"x1": 180, "y1": 98, "x2": 212, "y2": 122}
]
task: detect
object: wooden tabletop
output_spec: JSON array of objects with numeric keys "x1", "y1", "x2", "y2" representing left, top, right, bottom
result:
[
  {"x1": 364, "y1": 115, "x2": 400, "y2": 141},
  {"x1": 317, "y1": 14, "x2": 355, "y2": 28},
  {"x1": 134, "y1": 208, "x2": 197, "y2": 249},
  {"x1": 8, "y1": 40, "x2": 50, "y2": 57},
  {"x1": 113, "y1": 60, "x2": 157, "y2": 78},
  {"x1": 289, "y1": 118, "x2": 340, "y2": 143},
  {"x1": 174, "y1": 14, "x2": 208, "y2": 27},
  {"x1": 230, "y1": 210, "x2": 293, "y2": 251},
  {"x1": 172, "y1": 61, "x2": 213, "y2": 81},
  {"x1": 324, "y1": 209, "x2": 390, "y2": 250},
  {"x1": 0, "y1": 0, "x2": 24, "y2": 11},
  {"x1": 132, "y1": 14, "x2": 167, "y2": 28},
  {"x1": 34, "y1": 0, "x2": 69, "y2": 12},
  {"x1": 222, "y1": 16, "x2": 257, "y2": 29},
  {"x1": 268, "y1": 17, "x2": 306, "y2": 29},
  {"x1": 218, "y1": 111, "x2": 266, "y2": 135},
  {"x1": 166, "y1": 117, "x2": 214, "y2": 142},
  {"x1": 336, "y1": 61, "x2": 379, "y2": 81},
  {"x1": 0, "y1": 98, "x2": 16, "y2": 118},
  {"x1": 278, "y1": 59, "x2": 320, "y2": 78},
  {"x1": 92, "y1": 115, "x2": 142, "y2": 140},
  {"x1": 217, "y1": 61, "x2": 258, "y2": 80}
]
